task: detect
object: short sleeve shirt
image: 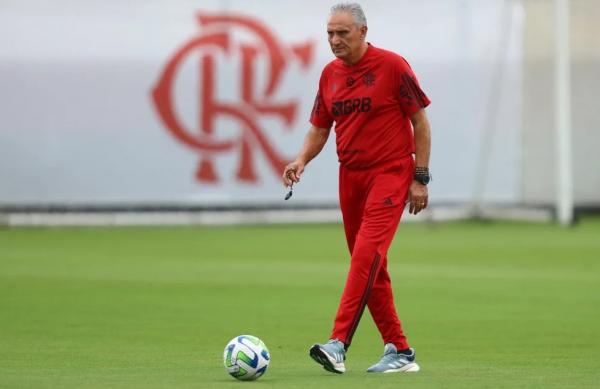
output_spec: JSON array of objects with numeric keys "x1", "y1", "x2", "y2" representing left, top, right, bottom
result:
[{"x1": 310, "y1": 44, "x2": 430, "y2": 169}]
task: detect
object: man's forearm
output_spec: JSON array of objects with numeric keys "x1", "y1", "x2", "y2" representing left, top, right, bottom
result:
[
  {"x1": 412, "y1": 112, "x2": 431, "y2": 168},
  {"x1": 297, "y1": 126, "x2": 330, "y2": 165}
]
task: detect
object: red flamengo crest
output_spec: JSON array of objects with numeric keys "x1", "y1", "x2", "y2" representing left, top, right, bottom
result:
[{"x1": 152, "y1": 12, "x2": 314, "y2": 183}]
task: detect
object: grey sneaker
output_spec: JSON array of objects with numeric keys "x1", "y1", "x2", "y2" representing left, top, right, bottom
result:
[
  {"x1": 366, "y1": 343, "x2": 420, "y2": 373},
  {"x1": 309, "y1": 339, "x2": 346, "y2": 374}
]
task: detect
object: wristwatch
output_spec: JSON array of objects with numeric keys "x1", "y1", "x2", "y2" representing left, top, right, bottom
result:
[{"x1": 414, "y1": 167, "x2": 431, "y2": 185}]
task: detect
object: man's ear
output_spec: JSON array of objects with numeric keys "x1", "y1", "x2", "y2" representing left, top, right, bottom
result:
[{"x1": 361, "y1": 26, "x2": 368, "y2": 39}]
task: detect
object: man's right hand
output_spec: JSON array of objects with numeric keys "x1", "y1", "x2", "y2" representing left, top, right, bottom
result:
[{"x1": 282, "y1": 160, "x2": 305, "y2": 186}]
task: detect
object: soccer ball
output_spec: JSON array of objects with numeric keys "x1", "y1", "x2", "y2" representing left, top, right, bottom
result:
[{"x1": 223, "y1": 335, "x2": 270, "y2": 381}]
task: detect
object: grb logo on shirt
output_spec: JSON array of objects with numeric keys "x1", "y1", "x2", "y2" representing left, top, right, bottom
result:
[{"x1": 332, "y1": 97, "x2": 372, "y2": 117}]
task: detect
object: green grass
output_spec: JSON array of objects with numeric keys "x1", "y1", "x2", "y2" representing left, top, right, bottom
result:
[{"x1": 1, "y1": 217, "x2": 600, "y2": 388}]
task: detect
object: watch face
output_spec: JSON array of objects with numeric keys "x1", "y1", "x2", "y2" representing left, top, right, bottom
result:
[{"x1": 416, "y1": 175, "x2": 430, "y2": 185}]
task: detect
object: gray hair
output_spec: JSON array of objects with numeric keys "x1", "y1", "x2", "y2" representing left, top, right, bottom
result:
[{"x1": 330, "y1": 2, "x2": 367, "y2": 27}]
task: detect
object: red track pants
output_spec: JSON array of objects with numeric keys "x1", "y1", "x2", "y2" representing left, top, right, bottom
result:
[{"x1": 330, "y1": 155, "x2": 414, "y2": 351}]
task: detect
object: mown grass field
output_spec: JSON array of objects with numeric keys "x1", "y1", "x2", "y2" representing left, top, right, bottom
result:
[{"x1": 1, "y1": 217, "x2": 599, "y2": 388}]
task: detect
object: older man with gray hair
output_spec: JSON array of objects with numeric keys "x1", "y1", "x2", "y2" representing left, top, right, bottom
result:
[{"x1": 283, "y1": 2, "x2": 431, "y2": 374}]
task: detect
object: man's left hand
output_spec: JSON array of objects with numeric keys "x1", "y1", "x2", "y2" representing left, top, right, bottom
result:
[{"x1": 408, "y1": 181, "x2": 428, "y2": 215}]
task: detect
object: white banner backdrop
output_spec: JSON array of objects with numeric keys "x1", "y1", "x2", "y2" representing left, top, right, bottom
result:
[{"x1": 0, "y1": 0, "x2": 523, "y2": 207}]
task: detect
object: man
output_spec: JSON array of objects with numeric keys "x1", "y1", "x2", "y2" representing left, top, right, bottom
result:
[{"x1": 282, "y1": 2, "x2": 431, "y2": 374}]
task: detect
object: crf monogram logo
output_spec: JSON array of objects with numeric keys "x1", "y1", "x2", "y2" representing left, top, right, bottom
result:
[{"x1": 152, "y1": 13, "x2": 314, "y2": 183}]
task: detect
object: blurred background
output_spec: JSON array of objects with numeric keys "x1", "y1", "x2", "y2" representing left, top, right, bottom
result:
[{"x1": 0, "y1": 0, "x2": 598, "y2": 226}]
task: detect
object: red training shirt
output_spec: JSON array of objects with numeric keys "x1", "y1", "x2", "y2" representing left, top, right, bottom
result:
[{"x1": 310, "y1": 43, "x2": 430, "y2": 169}]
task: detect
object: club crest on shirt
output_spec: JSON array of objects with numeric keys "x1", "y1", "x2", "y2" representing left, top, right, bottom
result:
[
  {"x1": 346, "y1": 77, "x2": 356, "y2": 87},
  {"x1": 363, "y1": 72, "x2": 375, "y2": 86}
]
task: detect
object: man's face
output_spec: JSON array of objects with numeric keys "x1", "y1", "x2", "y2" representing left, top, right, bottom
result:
[{"x1": 327, "y1": 12, "x2": 367, "y2": 62}]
